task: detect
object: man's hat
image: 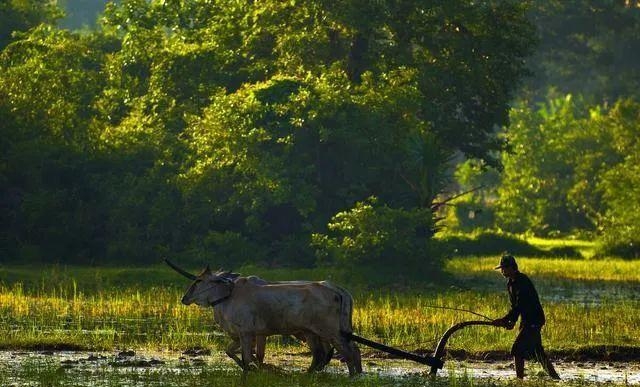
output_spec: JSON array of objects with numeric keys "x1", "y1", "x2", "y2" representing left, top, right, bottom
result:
[{"x1": 494, "y1": 254, "x2": 517, "y2": 270}]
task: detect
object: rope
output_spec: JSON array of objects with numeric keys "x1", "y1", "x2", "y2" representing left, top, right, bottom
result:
[{"x1": 422, "y1": 304, "x2": 493, "y2": 321}]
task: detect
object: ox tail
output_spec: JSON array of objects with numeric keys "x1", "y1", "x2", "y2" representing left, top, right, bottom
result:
[{"x1": 322, "y1": 281, "x2": 354, "y2": 334}]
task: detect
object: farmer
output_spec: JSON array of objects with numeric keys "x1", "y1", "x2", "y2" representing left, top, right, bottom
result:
[{"x1": 492, "y1": 254, "x2": 560, "y2": 380}]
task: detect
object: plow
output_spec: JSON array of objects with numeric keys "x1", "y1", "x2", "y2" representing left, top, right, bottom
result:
[{"x1": 346, "y1": 320, "x2": 495, "y2": 375}]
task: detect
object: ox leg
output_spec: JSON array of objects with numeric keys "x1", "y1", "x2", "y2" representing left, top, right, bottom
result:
[
  {"x1": 314, "y1": 338, "x2": 334, "y2": 372},
  {"x1": 350, "y1": 341, "x2": 362, "y2": 373},
  {"x1": 239, "y1": 333, "x2": 256, "y2": 372},
  {"x1": 306, "y1": 334, "x2": 327, "y2": 372},
  {"x1": 332, "y1": 336, "x2": 358, "y2": 376},
  {"x1": 225, "y1": 339, "x2": 244, "y2": 369},
  {"x1": 255, "y1": 335, "x2": 267, "y2": 365},
  {"x1": 313, "y1": 338, "x2": 334, "y2": 372}
]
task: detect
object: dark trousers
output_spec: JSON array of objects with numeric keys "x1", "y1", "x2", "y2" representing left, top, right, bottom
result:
[
  {"x1": 511, "y1": 325, "x2": 544, "y2": 359},
  {"x1": 511, "y1": 324, "x2": 560, "y2": 379}
]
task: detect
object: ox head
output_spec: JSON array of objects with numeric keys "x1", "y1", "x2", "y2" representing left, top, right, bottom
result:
[{"x1": 164, "y1": 259, "x2": 239, "y2": 307}]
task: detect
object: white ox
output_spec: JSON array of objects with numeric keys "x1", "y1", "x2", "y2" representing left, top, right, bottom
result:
[
  {"x1": 216, "y1": 273, "x2": 335, "y2": 371},
  {"x1": 166, "y1": 261, "x2": 361, "y2": 375}
]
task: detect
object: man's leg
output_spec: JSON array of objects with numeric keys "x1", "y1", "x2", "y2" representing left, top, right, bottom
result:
[
  {"x1": 536, "y1": 350, "x2": 560, "y2": 379},
  {"x1": 514, "y1": 356, "x2": 525, "y2": 379}
]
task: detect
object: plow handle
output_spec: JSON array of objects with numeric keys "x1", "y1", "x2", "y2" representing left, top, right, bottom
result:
[{"x1": 429, "y1": 320, "x2": 495, "y2": 375}]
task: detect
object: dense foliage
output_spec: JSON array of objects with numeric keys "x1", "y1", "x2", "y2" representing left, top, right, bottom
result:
[
  {"x1": 0, "y1": 0, "x2": 61, "y2": 50},
  {"x1": 449, "y1": 97, "x2": 640, "y2": 257},
  {"x1": 525, "y1": 0, "x2": 640, "y2": 103},
  {"x1": 443, "y1": 1, "x2": 640, "y2": 257},
  {"x1": 0, "y1": 1, "x2": 535, "y2": 272},
  {"x1": 5, "y1": 0, "x2": 640, "y2": 263}
]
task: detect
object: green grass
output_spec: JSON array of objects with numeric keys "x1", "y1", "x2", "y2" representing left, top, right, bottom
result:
[
  {"x1": 1, "y1": 255, "x2": 639, "y2": 356},
  {"x1": 1, "y1": 283, "x2": 637, "y2": 355},
  {"x1": 1, "y1": 249, "x2": 639, "y2": 386},
  {"x1": 446, "y1": 256, "x2": 640, "y2": 282}
]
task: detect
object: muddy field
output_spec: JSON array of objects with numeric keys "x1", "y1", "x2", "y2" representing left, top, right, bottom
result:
[
  {"x1": 2, "y1": 350, "x2": 639, "y2": 386},
  {"x1": 2, "y1": 257, "x2": 639, "y2": 386}
]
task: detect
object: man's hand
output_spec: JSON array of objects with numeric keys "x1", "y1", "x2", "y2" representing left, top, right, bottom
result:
[{"x1": 492, "y1": 318, "x2": 515, "y2": 330}]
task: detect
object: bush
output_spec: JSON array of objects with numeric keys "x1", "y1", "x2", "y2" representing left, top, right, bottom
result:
[
  {"x1": 312, "y1": 197, "x2": 442, "y2": 282},
  {"x1": 547, "y1": 245, "x2": 583, "y2": 258},
  {"x1": 596, "y1": 240, "x2": 640, "y2": 259},
  {"x1": 436, "y1": 232, "x2": 546, "y2": 257}
]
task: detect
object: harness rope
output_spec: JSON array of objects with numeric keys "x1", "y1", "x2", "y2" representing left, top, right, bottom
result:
[
  {"x1": 188, "y1": 281, "x2": 234, "y2": 307},
  {"x1": 422, "y1": 304, "x2": 493, "y2": 321}
]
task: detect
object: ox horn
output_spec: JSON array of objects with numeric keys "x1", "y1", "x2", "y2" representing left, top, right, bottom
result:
[{"x1": 164, "y1": 258, "x2": 197, "y2": 280}]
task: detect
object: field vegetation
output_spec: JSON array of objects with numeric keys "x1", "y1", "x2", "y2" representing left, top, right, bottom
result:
[{"x1": 1, "y1": 252, "x2": 638, "y2": 357}]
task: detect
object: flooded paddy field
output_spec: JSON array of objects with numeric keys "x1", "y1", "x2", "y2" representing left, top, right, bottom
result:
[
  {"x1": 1, "y1": 256, "x2": 639, "y2": 386},
  {"x1": 1, "y1": 350, "x2": 639, "y2": 387}
]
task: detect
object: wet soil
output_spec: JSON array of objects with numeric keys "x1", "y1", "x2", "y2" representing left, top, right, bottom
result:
[
  {"x1": 389, "y1": 345, "x2": 640, "y2": 363},
  {"x1": 1, "y1": 350, "x2": 639, "y2": 385}
]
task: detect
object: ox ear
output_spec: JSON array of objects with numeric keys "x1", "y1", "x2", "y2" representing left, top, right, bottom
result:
[{"x1": 204, "y1": 265, "x2": 212, "y2": 274}]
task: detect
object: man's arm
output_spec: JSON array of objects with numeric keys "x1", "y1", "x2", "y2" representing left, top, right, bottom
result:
[{"x1": 493, "y1": 284, "x2": 519, "y2": 329}]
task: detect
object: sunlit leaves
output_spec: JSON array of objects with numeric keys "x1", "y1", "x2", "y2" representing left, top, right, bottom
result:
[
  {"x1": 1, "y1": 0, "x2": 537, "y2": 267},
  {"x1": 0, "y1": 0, "x2": 62, "y2": 50},
  {"x1": 495, "y1": 96, "x2": 640, "y2": 245}
]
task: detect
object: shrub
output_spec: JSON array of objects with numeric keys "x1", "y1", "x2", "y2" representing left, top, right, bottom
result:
[
  {"x1": 596, "y1": 239, "x2": 640, "y2": 259},
  {"x1": 312, "y1": 197, "x2": 441, "y2": 282},
  {"x1": 436, "y1": 232, "x2": 546, "y2": 257}
]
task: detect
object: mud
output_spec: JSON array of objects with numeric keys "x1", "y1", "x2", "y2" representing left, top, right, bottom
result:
[
  {"x1": 371, "y1": 358, "x2": 640, "y2": 384},
  {"x1": 1, "y1": 350, "x2": 639, "y2": 385},
  {"x1": 404, "y1": 345, "x2": 640, "y2": 362}
]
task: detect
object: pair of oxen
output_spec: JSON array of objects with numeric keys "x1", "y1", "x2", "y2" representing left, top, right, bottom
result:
[{"x1": 166, "y1": 260, "x2": 362, "y2": 375}]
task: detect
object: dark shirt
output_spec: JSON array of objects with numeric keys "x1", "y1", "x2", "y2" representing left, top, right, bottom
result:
[{"x1": 503, "y1": 272, "x2": 545, "y2": 327}]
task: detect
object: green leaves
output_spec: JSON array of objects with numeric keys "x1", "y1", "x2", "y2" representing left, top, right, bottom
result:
[
  {"x1": 312, "y1": 197, "x2": 440, "y2": 279},
  {"x1": 494, "y1": 96, "x2": 640, "y2": 249},
  {"x1": 0, "y1": 0, "x2": 62, "y2": 50},
  {"x1": 525, "y1": 0, "x2": 640, "y2": 102},
  {"x1": 1, "y1": 0, "x2": 537, "y2": 267}
]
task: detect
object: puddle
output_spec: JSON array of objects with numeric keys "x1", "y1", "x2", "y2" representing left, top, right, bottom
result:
[
  {"x1": 544, "y1": 285, "x2": 640, "y2": 305},
  {"x1": 1, "y1": 350, "x2": 639, "y2": 385}
]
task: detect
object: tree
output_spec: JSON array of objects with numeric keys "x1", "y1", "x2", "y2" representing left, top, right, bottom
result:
[
  {"x1": 525, "y1": 0, "x2": 640, "y2": 103},
  {"x1": 0, "y1": 26, "x2": 114, "y2": 262},
  {"x1": 496, "y1": 96, "x2": 593, "y2": 235},
  {"x1": 0, "y1": 0, "x2": 61, "y2": 50},
  {"x1": 171, "y1": 0, "x2": 535, "y2": 268},
  {"x1": 596, "y1": 99, "x2": 640, "y2": 257},
  {"x1": 494, "y1": 96, "x2": 639, "y2": 239},
  {"x1": 2, "y1": 0, "x2": 537, "y2": 268}
]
